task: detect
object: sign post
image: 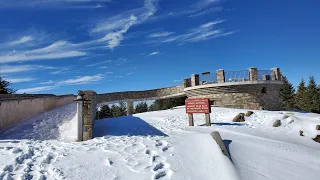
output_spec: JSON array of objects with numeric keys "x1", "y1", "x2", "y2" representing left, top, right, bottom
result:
[{"x1": 185, "y1": 98, "x2": 211, "y2": 126}]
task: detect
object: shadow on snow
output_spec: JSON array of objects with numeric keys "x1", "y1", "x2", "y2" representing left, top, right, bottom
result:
[
  {"x1": 94, "y1": 116, "x2": 168, "y2": 137},
  {"x1": 200, "y1": 122, "x2": 246, "y2": 127}
]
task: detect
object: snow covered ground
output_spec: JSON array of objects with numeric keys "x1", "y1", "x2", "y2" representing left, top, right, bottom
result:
[{"x1": 1, "y1": 103, "x2": 320, "y2": 180}]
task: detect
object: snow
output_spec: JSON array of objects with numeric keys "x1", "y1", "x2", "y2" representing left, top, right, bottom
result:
[{"x1": 1, "y1": 104, "x2": 320, "y2": 180}]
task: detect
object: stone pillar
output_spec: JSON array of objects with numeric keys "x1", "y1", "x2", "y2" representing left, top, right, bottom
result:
[
  {"x1": 216, "y1": 69, "x2": 225, "y2": 83},
  {"x1": 127, "y1": 100, "x2": 134, "y2": 116},
  {"x1": 248, "y1": 67, "x2": 258, "y2": 81},
  {"x1": 183, "y1": 78, "x2": 191, "y2": 88},
  {"x1": 191, "y1": 74, "x2": 200, "y2": 86},
  {"x1": 79, "y1": 90, "x2": 97, "y2": 141},
  {"x1": 271, "y1": 68, "x2": 281, "y2": 81}
]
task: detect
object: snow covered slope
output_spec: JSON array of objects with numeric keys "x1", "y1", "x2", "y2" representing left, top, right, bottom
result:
[{"x1": 1, "y1": 104, "x2": 320, "y2": 180}]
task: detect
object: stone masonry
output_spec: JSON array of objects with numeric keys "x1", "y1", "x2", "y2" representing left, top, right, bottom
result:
[{"x1": 76, "y1": 67, "x2": 283, "y2": 141}]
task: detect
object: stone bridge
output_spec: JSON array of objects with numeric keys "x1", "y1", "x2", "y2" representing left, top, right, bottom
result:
[{"x1": 76, "y1": 67, "x2": 283, "y2": 141}]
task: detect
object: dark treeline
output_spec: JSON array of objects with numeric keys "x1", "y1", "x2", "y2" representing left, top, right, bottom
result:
[
  {"x1": 280, "y1": 76, "x2": 320, "y2": 113},
  {"x1": 0, "y1": 76, "x2": 15, "y2": 94},
  {"x1": 96, "y1": 96, "x2": 187, "y2": 119}
]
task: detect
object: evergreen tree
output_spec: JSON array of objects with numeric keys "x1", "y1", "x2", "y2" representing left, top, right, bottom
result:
[
  {"x1": 0, "y1": 76, "x2": 15, "y2": 94},
  {"x1": 111, "y1": 104, "x2": 121, "y2": 117},
  {"x1": 148, "y1": 103, "x2": 156, "y2": 112},
  {"x1": 305, "y1": 76, "x2": 320, "y2": 113},
  {"x1": 280, "y1": 76, "x2": 296, "y2": 110},
  {"x1": 135, "y1": 102, "x2": 148, "y2": 113},
  {"x1": 296, "y1": 79, "x2": 307, "y2": 111},
  {"x1": 99, "y1": 105, "x2": 112, "y2": 119},
  {"x1": 119, "y1": 102, "x2": 127, "y2": 116}
]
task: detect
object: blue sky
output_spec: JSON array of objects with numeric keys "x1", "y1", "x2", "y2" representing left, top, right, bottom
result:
[{"x1": 0, "y1": 0, "x2": 319, "y2": 94}]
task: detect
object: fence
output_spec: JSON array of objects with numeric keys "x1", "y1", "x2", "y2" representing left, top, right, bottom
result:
[
  {"x1": 258, "y1": 70, "x2": 272, "y2": 80},
  {"x1": 225, "y1": 70, "x2": 250, "y2": 83},
  {"x1": 200, "y1": 73, "x2": 217, "y2": 84},
  {"x1": 199, "y1": 69, "x2": 273, "y2": 84}
]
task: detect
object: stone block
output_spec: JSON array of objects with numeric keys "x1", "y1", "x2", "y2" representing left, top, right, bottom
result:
[
  {"x1": 273, "y1": 120, "x2": 282, "y2": 127},
  {"x1": 233, "y1": 113, "x2": 245, "y2": 122},
  {"x1": 245, "y1": 111, "x2": 254, "y2": 117},
  {"x1": 313, "y1": 135, "x2": 320, "y2": 143}
]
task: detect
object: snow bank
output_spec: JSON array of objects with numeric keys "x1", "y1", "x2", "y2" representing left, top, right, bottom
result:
[{"x1": 1, "y1": 104, "x2": 320, "y2": 180}]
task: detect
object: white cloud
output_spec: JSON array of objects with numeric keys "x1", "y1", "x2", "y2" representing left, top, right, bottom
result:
[
  {"x1": 149, "y1": 51, "x2": 160, "y2": 56},
  {"x1": 158, "y1": 20, "x2": 233, "y2": 44},
  {"x1": 200, "y1": 20, "x2": 225, "y2": 28},
  {"x1": 58, "y1": 74, "x2": 104, "y2": 85},
  {"x1": 50, "y1": 68, "x2": 70, "y2": 75},
  {"x1": 0, "y1": 51, "x2": 85, "y2": 63},
  {"x1": 16, "y1": 86, "x2": 56, "y2": 94},
  {"x1": 10, "y1": 36, "x2": 33, "y2": 45},
  {"x1": 16, "y1": 74, "x2": 105, "y2": 93},
  {"x1": 0, "y1": 0, "x2": 112, "y2": 8},
  {"x1": 0, "y1": 65, "x2": 55, "y2": 74},
  {"x1": 93, "y1": 0, "x2": 158, "y2": 49},
  {"x1": 147, "y1": 32, "x2": 174, "y2": 38},
  {"x1": 126, "y1": 72, "x2": 134, "y2": 76},
  {"x1": 188, "y1": 7, "x2": 223, "y2": 18},
  {"x1": 38, "y1": 80, "x2": 54, "y2": 85},
  {"x1": 87, "y1": 60, "x2": 112, "y2": 67},
  {"x1": 6, "y1": 77, "x2": 35, "y2": 83}
]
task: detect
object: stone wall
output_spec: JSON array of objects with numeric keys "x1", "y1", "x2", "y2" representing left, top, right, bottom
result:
[
  {"x1": 96, "y1": 85, "x2": 185, "y2": 104},
  {"x1": 0, "y1": 95, "x2": 75, "y2": 131},
  {"x1": 184, "y1": 81, "x2": 282, "y2": 110}
]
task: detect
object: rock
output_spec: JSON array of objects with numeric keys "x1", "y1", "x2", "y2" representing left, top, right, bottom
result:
[
  {"x1": 233, "y1": 113, "x2": 245, "y2": 122},
  {"x1": 273, "y1": 120, "x2": 282, "y2": 127},
  {"x1": 245, "y1": 111, "x2": 254, "y2": 117},
  {"x1": 316, "y1": 125, "x2": 320, "y2": 130},
  {"x1": 283, "y1": 115, "x2": 290, "y2": 119},
  {"x1": 300, "y1": 130, "x2": 304, "y2": 136},
  {"x1": 313, "y1": 135, "x2": 320, "y2": 143}
]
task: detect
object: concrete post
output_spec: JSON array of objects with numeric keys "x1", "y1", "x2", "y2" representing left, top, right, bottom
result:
[
  {"x1": 248, "y1": 67, "x2": 258, "y2": 81},
  {"x1": 127, "y1": 100, "x2": 134, "y2": 116},
  {"x1": 270, "y1": 67, "x2": 281, "y2": 81},
  {"x1": 191, "y1": 74, "x2": 200, "y2": 86},
  {"x1": 216, "y1": 69, "x2": 225, "y2": 83},
  {"x1": 79, "y1": 90, "x2": 97, "y2": 141},
  {"x1": 76, "y1": 94, "x2": 83, "y2": 141}
]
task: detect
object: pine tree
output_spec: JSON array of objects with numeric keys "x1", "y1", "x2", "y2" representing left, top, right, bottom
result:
[
  {"x1": 305, "y1": 76, "x2": 320, "y2": 113},
  {"x1": 296, "y1": 79, "x2": 307, "y2": 111},
  {"x1": 99, "y1": 105, "x2": 112, "y2": 119},
  {"x1": 0, "y1": 76, "x2": 15, "y2": 94},
  {"x1": 119, "y1": 102, "x2": 127, "y2": 116},
  {"x1": 280, "y1": 76, "x2": 296, "y2": 110},
  {"x1": 148, "y1": 103, "x2": 156, "y2": 112},
  {"x1": 111, "y1": 104, "x2": 121, "y2": 117},
  {"x1": 135, "y1": 102, "x2": 148, "y2": 113}
]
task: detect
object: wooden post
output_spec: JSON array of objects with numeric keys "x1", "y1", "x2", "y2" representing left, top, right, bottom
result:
[
  {"x1": 188, "y1": 114, "x2": 194, "y2": 126},
  {"x1": 205, "y1": 113, "x2": 211, "y2": 126}
]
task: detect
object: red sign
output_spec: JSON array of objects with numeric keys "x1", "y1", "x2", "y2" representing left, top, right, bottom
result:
[{"x1": 185, "y1": 98, "x2": 211, "y2": 114}]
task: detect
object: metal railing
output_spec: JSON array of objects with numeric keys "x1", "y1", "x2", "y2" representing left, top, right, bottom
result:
[
  {"x1": 200, "y1": 73, "x2": 217, "y2": 84},
  {"x1": 258, "y1": 70, "x2": 272, "y2": 80},
  {"x1": 198, "y1": 69, "x2": 274, "y2": 85},
  {"x1": 225, "y1": 70, "x2": 249, "y2": 82}
]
